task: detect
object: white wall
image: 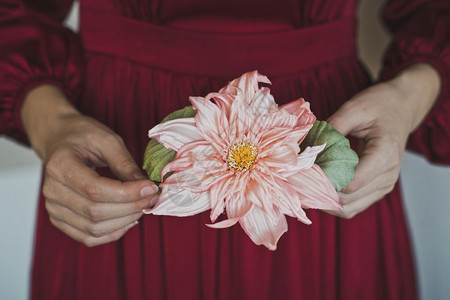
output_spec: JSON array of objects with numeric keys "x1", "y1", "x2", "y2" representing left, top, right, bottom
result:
[{"x1": 1, "y1": 1, "x2": 449, "y2": 299}]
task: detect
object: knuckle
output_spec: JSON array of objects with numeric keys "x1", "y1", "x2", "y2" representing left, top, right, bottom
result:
[
  {"x1": 49, "y1": 217, "x2": 58, "y2": 227},
  {"x1": 83, "y1": 204, "x2": 104, "y2": 222},
  {"x1": 86, "y1": 223, "x2": 105, "y2": 238},
  {"x1": 385, "y1": 183, "x2": 395, "y2": 194},
  {"x1": 85, "y1": 183, "x2": 101, "y2": 201},
  {"x1": 44, "y1": 201, "x2": 54, "y2": 215},
  {"x1": 341, "y1": 212, "x2": 356, "y2": 220},
  {"x1": 82, "y1": 238, "x2": 98, "y2": 248},
  {"x1": 390, "y1": 172, "x2": 400, "y2": 185},
  {"x1": 338, "y1": 208, "x2": 356, "y2": 220},
  {"x1": 342, "y1": 182, "x2": 359, "y2": 194},
  {"x1": 339, "y1": 195, "x2": 352, "y2": 205},
  {"x1": 104, "y1": 133, "x2": 123, "y2": 147},
  {"x1": 44, "y1": 159, "x2": 60, "y2": 178},
  {"x1": 42, "y1": 182, "x2": 52, "y2": 199}
]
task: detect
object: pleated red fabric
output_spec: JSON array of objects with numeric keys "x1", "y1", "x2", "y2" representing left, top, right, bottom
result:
[{"x1": 1, "y1": 0, "x2": 450, "y2": 299}]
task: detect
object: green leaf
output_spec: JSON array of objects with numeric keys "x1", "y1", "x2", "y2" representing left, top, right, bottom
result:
[
  {"x1": 143, "y1": 106, "x2": 197, "y2": 182},
  {"x1": 300, "y1": 121, "x2": 359, "y2": 191}
]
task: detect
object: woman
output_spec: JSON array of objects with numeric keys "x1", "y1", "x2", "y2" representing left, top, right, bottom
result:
[{"x1": 1, "y1": 0, "x2": 448, "y2": 299}]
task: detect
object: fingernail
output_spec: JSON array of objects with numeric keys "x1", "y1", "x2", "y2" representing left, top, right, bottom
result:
[
  {"x1": 133, "y1": 172, "x2": 147, "y2": 180},
  {"x1": 140, "y1": 185, "x2": 157, "y2": 198},
  {"x1": 125, "y1": 220, "x2": 139, "y2": 231}
]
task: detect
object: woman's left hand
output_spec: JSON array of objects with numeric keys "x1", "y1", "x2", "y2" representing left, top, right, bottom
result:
[{"x1": 326, "y1": 63, "x2": 441, "y2": 219}]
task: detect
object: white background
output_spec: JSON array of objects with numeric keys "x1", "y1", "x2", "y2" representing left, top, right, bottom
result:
[{"x1": 1, "y1": 1, "x2": 449, "y2": 299}]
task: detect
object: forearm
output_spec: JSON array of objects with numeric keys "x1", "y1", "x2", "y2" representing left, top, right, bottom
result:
[
  {"x1": 386, "y1": 63, "x2": 442, "y2": 133},
  {"x1": 20, "y1": 84, "x2": 81, "y2": 160}
]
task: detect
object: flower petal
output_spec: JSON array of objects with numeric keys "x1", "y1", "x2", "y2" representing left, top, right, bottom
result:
[
  {"x1": 280, "y1": 144, "x2": 326, "y2": 177},
  {"x1": 176, "y1": 140, "x2": 217, "y2": 159},
  {"x1": 272, "y1": 177, "x2": 311, "y2": 224},
  {"x1": 239, "y1": 205, "x2": 288, "y2": 251},
  {"x1": 207, "y1": 218, "x2": 240, "y2": 229},
  {"x1": 219, "y1": 70, "x2": 271, "y2": 103},
  {"x1": 190, "y1": 96, "x2": 230, "y2": 151},
  {"x1": 245, "y1": 172, "x2": 279, "y2": 220},
  {"x1": 249, "y1": 87, "x2": 278, "y2": 114},
  {"x1": 296, "y1": 144, "x2": 326, "y2": 170},
  {"x1": 148, "y1": 117, "x2": 203, "y2": 151},
  {"x1": 144, "y1": 187, "x2": 210, "y2": 217},
  {"x1": 288, "y1": 164, "x2": 341, "y2": 210},
  {"x1": 209, "y1": 175, "x2": 234, "y2": 222},
  {"x1": 226, "y1": 191, "x2": 253, "y2": 220},
  {"x1": 207, "y1": 92, "x2": 235, "y2": 114},
  {"x1": 280, "y1": 98, "x2": 316, "y2": 127}
]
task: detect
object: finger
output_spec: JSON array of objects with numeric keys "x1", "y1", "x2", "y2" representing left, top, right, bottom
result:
[
  {"x1": 94, "y1": 135, "x2": 147, "y2": 181},
  {"x1": 46, "y1": 201, "x2": 142, "y2": 237},
  {"x1": 339, "y1": 168, "x2": 399, "y2": 205},
  {"x1": 341, "y1": 137, "x2": 398, "y2": 194},
  {"x1": 324, "y1": 186, "x2": 391, "y2": 219},
  {"x1": 49, "y1": 217, "x2": 138, "y2": 247},
  {"x1": 44, "y1": 177, "x2": 154, "y2": 221},
  {"x1": 327, "y1": 101, "x2": 370, "y2": 136},
  {"x1": 45, "y1": 149, "x2": 158, "y2": 203}
]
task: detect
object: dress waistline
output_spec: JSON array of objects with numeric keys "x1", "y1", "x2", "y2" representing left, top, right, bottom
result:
[{"x1": 81, "y1": 11, "x2": 356, "y2": 78}]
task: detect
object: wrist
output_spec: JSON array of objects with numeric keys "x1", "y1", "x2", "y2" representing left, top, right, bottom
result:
[
  {"x1": 387, "y1": 63, "x2": 441, "y2": 133},
  {"x1": 21, "y1": 84, "x2": 80, "y2": 159}
]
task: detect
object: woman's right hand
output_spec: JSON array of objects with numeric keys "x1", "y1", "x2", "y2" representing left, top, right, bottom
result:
[{"x1": 21, "y1": 85, "x2": 158, "y2": 247}]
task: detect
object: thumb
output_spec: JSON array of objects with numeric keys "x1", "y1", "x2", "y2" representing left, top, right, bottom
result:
[
  {"x1": 100, "y1": 136, "x2": 147, "y2": 181},
  {"x1": 327, "y1": 101, "x2": 365, "y2": 137}
]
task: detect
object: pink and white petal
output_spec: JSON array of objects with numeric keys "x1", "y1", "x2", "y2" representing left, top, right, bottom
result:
[
  {"x1": 281, "y1": 144, "x2": 326, "y2": 177},
  {"x1": 209, "y1": 175, "x2": 234, "y2": 222},
  {"x1": 296, "y1": 144, "x2": 326, "y2": 170},
  {"x1": 207, "y1": 218, "x2": 240, "y2": 229},
  {"x1": 272, "y1": 178, "x2": 312, "y2": 224},
  {"x1": 161, "y1": 156, "x2": 192, "y2": 176},
  {"x1": 160, "y1": 169, "x2": 201, "y2": 190},
  {"x1": 239, "y1": 205, "x2": 288, "y2": 251},
  {"x1": 257, "y1": 127, "x2": 294, "y2": 155},
  {"x1": 280, "y1": 98, "x2": 308, "y2": 115},
  {"x1": 266, "y1": 108, "x2": 300, "y2": 129},
  {"x1": 228, "y1": 97, "x2": 254, "y2": 140},
  {"x1": 207, "y1": 92, "x2": 235, "y2": 115},
  {"x1": 226, "y1": 192, "x2": 253, "y2": 220},
  {"x1": 219, "y1": 70, "x2": 271, "y2": 103},
  {"x1": 258, "y1": 127, "x2": 306, "y2": 160},
  {"x1": 250, "y1": 87, "x2": 278, "y2": 114},
  {"x1": 288, "y1": 164, "x2": 341, "y2": 210},
  {"x1": 176, "y1": 140, "x2": 217, "y2": 159},
  {"x1": 190, "y1": 96, "x2": 230, "y2": 151},
  {"x1": 245, "y1": 173, "x2": 279, "y2": 221},
  {"x1": 224, "y1": 172, "x2": 253, "y2": 219},
  {"x1": 280, "y1": 98, "x2": 316, "y2": 127},
  {"x1": 144, "y1": 187, "x2": 210, "y2": 217},
  {"x1": 148, "y1": 118, "x2": 203, "y2": 151}
]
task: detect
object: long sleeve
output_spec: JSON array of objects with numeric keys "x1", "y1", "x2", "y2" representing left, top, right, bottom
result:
[
  {"x1": 0, "y1": 0, "x2": 84, "y2": 144},
  {"x1": 380, "y1": 0, "x2": 450, "y2": 164}
]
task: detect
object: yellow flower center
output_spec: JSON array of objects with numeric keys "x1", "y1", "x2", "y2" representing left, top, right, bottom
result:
[{"x1": 227, "y1": 141, "x2": 258, "y2": 172}]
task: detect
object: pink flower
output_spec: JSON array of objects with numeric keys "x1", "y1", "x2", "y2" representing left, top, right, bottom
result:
[{"x1": 144, "y1": 71, "x2": 341, "y2": 250}]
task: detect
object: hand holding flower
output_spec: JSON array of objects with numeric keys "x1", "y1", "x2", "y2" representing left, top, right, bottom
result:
[
  {"x1": 21, "y1": 85, "x2": 159, "y2": 247},
  {"x1": 327, "y1": 63, "x2": 441, "y2": 219}
]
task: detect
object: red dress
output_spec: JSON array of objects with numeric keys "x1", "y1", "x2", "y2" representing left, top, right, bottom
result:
[{"x1": 1, "y1": 0, "x2": 449, "y2": 299}]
